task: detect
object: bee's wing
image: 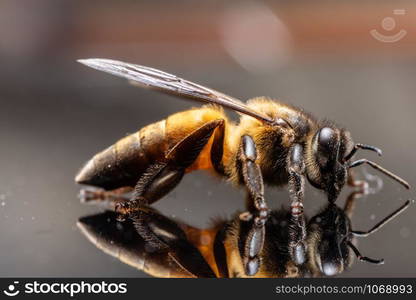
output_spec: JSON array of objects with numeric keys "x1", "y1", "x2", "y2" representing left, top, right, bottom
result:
[
  {"x1": 77, "y1": 211, "x2": 216, "y2": 278},
  {"x1": 78, "y1": 58, "x2": 275, "y2": 124}
]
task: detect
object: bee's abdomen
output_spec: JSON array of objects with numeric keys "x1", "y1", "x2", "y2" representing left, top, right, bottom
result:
[{"x1": 75, "y1": 121, "x2": 166, "y2": 190}]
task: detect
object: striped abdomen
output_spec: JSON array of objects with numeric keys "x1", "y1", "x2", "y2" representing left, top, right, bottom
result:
[
  {"x1": 75, "y1": 120, "x2": 167, "y2": 190},
  {"x1": 75, "y1": 107, "x2": 228, "y2": 190}
]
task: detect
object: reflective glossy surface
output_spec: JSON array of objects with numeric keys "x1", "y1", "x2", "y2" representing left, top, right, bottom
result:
[
  {"x1": 0, "y1": 0, "x2": 415, "y2": 277},
  {"x1": 76, "y1": 191, "x2": 410, "y2": 277}
]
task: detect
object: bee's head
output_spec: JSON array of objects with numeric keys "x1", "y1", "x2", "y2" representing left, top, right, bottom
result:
[
  {"x1": 306, "y1": 125, "x2": 354, "y2": 202},
  {"x1": 305, "y1": 123, "x2": 408, "y2": 203},
  {"x1": 306, "y1": 204, "x2": 353, "y2": 276}
]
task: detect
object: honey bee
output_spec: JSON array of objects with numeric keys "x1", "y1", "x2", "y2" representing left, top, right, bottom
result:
[
  {"x1": 77, "y1": 191, "x2": 411, "y2": 278},
  {"x1": 75, "y1": 58, "x2": 410, "y2": 276}
]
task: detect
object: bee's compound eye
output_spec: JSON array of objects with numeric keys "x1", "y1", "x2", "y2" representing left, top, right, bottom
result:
[
  {"x1": 314, "y1": 127, "x2": 336, "y2": 168},
  {"x1": 318, "y1": 127, "x2": 335, "y2": 149}
]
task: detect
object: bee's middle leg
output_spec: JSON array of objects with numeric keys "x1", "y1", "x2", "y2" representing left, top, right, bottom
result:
[{"x1": 116, "y1": 119, "x2": 225, "y2": 250}]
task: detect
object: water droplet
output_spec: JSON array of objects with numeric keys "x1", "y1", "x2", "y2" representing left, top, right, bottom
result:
[
  {"x1": 370, "y1": 214, "x2": 376, "y2": 220},
  {"x1": 1, "y1": 201, "x2": 5, "y2": 207},
  {"x1": 31, "y1": 216, "x2": 35, "y2": 221}
]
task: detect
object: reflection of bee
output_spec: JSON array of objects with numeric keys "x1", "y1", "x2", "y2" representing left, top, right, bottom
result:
[
  {"x1": 77, "y1": 191, "x2": 410, "y2": 278},
  {"x1": 75, "y1": 58, "x2": 409, "y2": 276}
]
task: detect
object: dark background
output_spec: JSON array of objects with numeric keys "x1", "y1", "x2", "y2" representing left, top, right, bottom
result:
[{"x1": 0, "y1": 0, "x2": 415, "y2": 277}]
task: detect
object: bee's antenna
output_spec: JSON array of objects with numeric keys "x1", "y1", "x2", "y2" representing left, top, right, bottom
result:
[
  {"x1": 352, "y1": 200, "x2": 411, "y2": 237},
  {"x1": 344, "y1": 143, "x2": 382, "y2": 161},
  {"x1": 347, "y1": 241, "x2": 384, "y2": 265},
  {"x1": 348, "y1": 159, "x2": 410, "y2": 189}
]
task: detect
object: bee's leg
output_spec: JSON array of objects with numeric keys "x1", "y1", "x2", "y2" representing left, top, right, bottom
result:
[
  {"x1": 116, "y1": 119, "x2": 225, "y2": 249},
  {"x1": 287, "y1": 143, "x2": 307, "y2": 265},
  {"x1": 237, "y1": 135, "x2": 269, "y2": 276},
  {"x1": 210, "y1": 117, "x2": 226, "y2": 175}
]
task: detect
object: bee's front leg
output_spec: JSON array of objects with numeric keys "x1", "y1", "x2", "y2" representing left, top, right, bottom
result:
[
  {"x1": 238, "y1": 135, "x2": 269, "y2": 276},
  {"x1": 287, "y1": 143, "x2": 307, "y2": 265}
]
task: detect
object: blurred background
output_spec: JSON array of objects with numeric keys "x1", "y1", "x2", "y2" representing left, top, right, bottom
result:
[{"x1": 0, "y1": 0, "x2": 415, "y2": 277}]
